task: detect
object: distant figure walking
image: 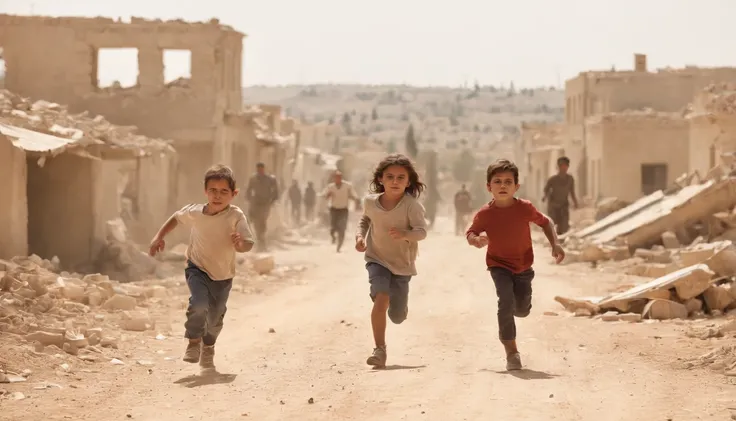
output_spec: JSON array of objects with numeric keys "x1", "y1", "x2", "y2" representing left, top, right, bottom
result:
[
  {"x1": 320, "y1": 170, "x2": 360, "y2": 252},
  {"x1": 542, "y1": 156, "x2": 578, "y2": 235},
  {"x1": 303, "y1": 181, "x2": 317, "y2": 222},
  {"x1": 453, "y1": 184, "x2": 473, "y2": 235},
  {"x1": 245, "y1": 162, "x2": 279, "y2": 250},
  {"x1": 288, "y1": 180, "x2": 302, "y2": 224}
]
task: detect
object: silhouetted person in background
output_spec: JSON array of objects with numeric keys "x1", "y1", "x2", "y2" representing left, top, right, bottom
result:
[
  {"x1": 288, "y1": 180, "x2": 302, "y2": 224},
  {"x1": 542, "y1": 156, "x2": 578, "y2": 235},
  {"x1": 454, "y1": 184, "x2": 473, "y2": 235},
  {"x1": 245, "y1": 162, "x2": 279, "y2": 250},
  {"x1": 304, "y1": 181, "x2": 316, "y2": 221}
]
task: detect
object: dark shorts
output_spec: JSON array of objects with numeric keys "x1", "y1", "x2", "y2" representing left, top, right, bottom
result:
[{"x1": 367, "y1": 262, "x2": 411, "y2": 324}]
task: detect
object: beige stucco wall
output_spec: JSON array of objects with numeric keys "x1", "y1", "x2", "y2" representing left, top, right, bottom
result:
[
  {"x1": 0, "y1": 136, "x2": 28, "y2": 258},
  {"x1": 689, "y1": 114, "x2": 736, "y2": 175},
  {"x1": 587, "y1": 116, "x2": 689, "y2": 202},
  {"x1": 0, "y1": 15, "x2": 245, "y2": 216}
]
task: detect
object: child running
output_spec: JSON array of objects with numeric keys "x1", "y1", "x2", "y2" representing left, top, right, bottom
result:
[
  {"x1": 355, "y1": 153, "x2": 427, "y2": 368},
  {"x1": 465, "y1": 159, "x2": 565, "y2": 371},
  {"x1": 149, "y1": 164, "x2": 255, "y2": 371}
]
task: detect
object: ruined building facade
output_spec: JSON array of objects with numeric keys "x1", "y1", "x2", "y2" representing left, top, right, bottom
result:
[
  {"x1": 0, "y1": 15, "x2": 303, "y2": 247},
  {"x1": 560, "y1": 53, "x2": 736, "y2": 201}
]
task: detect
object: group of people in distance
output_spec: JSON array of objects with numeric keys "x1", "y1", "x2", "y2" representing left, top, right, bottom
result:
[{"x1": 148, "y1": 153, "x2": 578, "y2": 372}]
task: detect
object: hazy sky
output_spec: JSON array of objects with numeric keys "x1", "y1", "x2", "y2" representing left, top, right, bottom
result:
[{"x1": 1, "y1": 0, "x2": 734, "y2": 87}]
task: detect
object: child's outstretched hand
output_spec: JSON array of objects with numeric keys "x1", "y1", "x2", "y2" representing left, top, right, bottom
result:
[
  {"x1": 552, "y1": 244, "x2": 565, "y2": 264},
  {"x1": 388, "y1": 227, "x2": 407, "y2": 240},
  {"x1": 149, "y1": 236, "x2": 165, "y2": 257},
  {"x1": 355, "y1": 236, "x2": 367, "y2": 252}
]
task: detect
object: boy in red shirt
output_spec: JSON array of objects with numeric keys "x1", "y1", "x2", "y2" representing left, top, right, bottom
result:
[{"x1": 466, "y1": 159, "x2": 565, "y2": 371}]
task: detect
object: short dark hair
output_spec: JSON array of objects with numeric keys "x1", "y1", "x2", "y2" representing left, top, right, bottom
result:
[
  {"x1": 557, "y1": 156, "x2": 570, "y2": 165},
  {"x1": 256, "y1": 162, "x2": 265, "y2": 168},
  {"x1": 204, "y1": 164, "x2": 236, "y2": 191},
  {"x1": 486, "y1": 159, "x2": 519, "y2": 184}
]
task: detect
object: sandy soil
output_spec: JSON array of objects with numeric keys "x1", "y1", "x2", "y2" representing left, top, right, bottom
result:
[{"x1": 1, "y1": 219, "x2": 735, "y2": 421}]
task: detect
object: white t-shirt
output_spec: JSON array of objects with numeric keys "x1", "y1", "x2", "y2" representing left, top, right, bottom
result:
[
  {"x1": 175, "y1": 204, "x2": 255, "y2": 281},
  {"x1": 321, "y1": 181, "x2": 358, "y2": 209}
]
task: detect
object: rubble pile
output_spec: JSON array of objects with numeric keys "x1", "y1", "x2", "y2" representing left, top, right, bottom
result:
[
  {"x1": 0, "y1": 89, "x2": 172, "y2": 153},
  {"x1": 0, "y1": 254, "x2": 172, "y2": 344},
  {"x1": 556, "y1": 172, "x2": 736, "y2": 323},
  {"x1": 700, "y1": 83, "x2": 736, "y2": 114}
]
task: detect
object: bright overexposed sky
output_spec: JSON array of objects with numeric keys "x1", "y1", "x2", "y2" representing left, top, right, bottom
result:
[{"x1": 1, "y1": 0, "x2": 734, "y2": 87}]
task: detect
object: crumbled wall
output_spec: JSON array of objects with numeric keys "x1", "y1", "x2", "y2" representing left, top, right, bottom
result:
[{"x1": 0, "y1": 135, "x2": 28, "y2": 258}]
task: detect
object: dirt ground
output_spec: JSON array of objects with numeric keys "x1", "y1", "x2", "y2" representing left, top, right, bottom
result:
[{"x1": 1, "y1": 217, "x2": 735, "y2": 421}]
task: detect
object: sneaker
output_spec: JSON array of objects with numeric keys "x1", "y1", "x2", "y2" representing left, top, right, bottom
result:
[
  {"x1": 183, "y1": 342, "x2": 201, "y2": 363},
  {"x1": 200, "y1": 345, "x2": 216, "y2": 369},
  {"x1": 366, "y1": 346, "x2": 387, "y2": 368},
  {"x1": 506, "y1": 352, "x2": 522, "y2": 371}
]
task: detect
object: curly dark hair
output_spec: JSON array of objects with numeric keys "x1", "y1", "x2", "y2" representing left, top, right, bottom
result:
[
  {"x1": 369, "y1": 153, "x2": 426, "y2": 198},
  {"x1": 204, "y1": 164, "x2": 236, "y2": 191},
  {"x1": 486, "y1": 159, "x2": 519, "y2": 184}
]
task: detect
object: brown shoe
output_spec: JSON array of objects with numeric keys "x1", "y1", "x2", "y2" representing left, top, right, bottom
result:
[
  {"x1": 200, "y1": 345, "x2": 216, "y2": 370},
  {"x1": 506, "y1": 352, "x2": 522, "y2": 371},
  {"x1": 183, "y1": 342, "x2": 201, "y2": 363},
  {"x1": 366, "y1": 346, "x2": 387, "y2": 368}
]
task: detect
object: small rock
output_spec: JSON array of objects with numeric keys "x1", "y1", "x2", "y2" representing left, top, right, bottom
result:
[
  {"x1": 110, "y1": 358, "x2": 125, "y2": 365},
  {"x1": 268, "y1": 328, "x2": 275, "y2": 333},
  {"x1": 308, "y1": 397, "x2": 314, "y2": 404},
  {"x1": 102, "y1": 294, "x2": 137, "y2": 311},
  {"x1": 543, "y1": 311, "x2": 558, "y2": 316},
  {"x1": 12, "y1": 392, "x2": 25, "y2": 400}
]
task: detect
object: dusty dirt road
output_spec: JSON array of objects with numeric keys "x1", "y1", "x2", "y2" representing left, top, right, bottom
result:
[{"x1": 3, "y1": 220, "x2": 735, "y2": 421}]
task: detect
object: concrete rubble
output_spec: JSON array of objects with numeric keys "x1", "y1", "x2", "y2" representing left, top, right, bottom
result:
[
  {"x1": 0, "y1": 238, "x2": 306, "y2": 381},
  {"x1": 0, "y1": 89, "x2": 173, "y2": 155},
  {"x1": 555, "y1": 241, "x2": 736, "y2": 320}
]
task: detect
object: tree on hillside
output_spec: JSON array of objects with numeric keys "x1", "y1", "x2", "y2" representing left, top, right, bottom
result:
[
  {"x1": 405, "y1": 124, "x2": 418, "y2": 158},
  {"x1": 372, "y1": 107, "x2": 379, "y2": 120},
  {"x1": 387, "y1": 139, "x2": 397, "y2": 153},
  {"x1": 452, "y1": 149, "x2": 476, "y2": 182}
]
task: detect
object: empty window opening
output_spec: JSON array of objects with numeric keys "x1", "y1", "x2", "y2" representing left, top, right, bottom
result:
[
  {"x1": 163, "y1": 49, "x2": 191, "y2": 86},
  {"x1": 0, "y1": 47, "x2": 6, "y2": 88},
  {"x1": 96, "y1": 48, "x2": 138, "y2": 89},
  {"x1": 641, "y1": 163, "x2": 668, "y2": 195}
]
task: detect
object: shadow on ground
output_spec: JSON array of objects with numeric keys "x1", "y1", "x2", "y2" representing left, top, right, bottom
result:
[
  {"x1": 370, "y1": 364, "x2": 427, "y2": 371},
  {"x1": 174, "y1": 371, "x2": 238, "y2": 388},
  {"x1": 481, "y1": 368, "x2": 559, "y2": 380}
]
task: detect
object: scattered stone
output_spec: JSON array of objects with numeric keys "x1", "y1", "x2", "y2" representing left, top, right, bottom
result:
[
  {"x1": 102, "y1": 294, "x2": 137, "y2": 311},
  {"x1": 268, "y1": 328, "x2": 276, "y2": 333},
  {"x1": 251, "y1": 254, "x2": 275, "y2": 275}
]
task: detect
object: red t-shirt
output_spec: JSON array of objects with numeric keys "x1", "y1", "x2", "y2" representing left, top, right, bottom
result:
[{"x1": 466, "y1": 198, "x2": 550, "y2": 273}]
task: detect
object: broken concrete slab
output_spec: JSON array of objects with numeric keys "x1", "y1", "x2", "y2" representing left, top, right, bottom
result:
[
  {"x1": 570, "y1": 178, "x2": 736, "y2": 249},
  {"x1": 661, "y1": 231, "x2": 680, "y2": 249},
  {"x1": 702, "y1": 285, "x2": 735, "y2": 311},
  {"x1": 597, "y1": 264, "x2": 715, "y2": 312},
  {"x1": 642, "y1": 299, "x2": 689, "y2": 320}
]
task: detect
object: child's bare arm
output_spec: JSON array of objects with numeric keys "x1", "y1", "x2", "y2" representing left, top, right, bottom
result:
[{"x1": 149, "y1": 214, "x2": 179, "y2": 256}]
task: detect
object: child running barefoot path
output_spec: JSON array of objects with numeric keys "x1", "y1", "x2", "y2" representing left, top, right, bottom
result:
[
  {"x1": 149, "y1": 164, "x2": 255, "y2": 371},
  {"x1": 355, "y1": 154, "x2": 428, "y2": 368},
  {"x1": 466, "y1": 159, "x2": 565, "y2": 371}
]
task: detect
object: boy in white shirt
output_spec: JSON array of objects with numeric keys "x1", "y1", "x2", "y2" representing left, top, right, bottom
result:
[{"x1": 149, "y1": 164, "x2": 255, "y2": 370}]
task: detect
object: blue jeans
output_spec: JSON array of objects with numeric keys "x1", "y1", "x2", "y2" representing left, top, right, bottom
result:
[{"x1": 184, "y1": 261, "x2": 233, "y2": 346}]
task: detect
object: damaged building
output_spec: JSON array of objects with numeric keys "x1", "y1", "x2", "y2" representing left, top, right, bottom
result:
[
  {"x1": 0, "y1": 91, "x2": 173, "y2": 271},
  {"x1": 562, "y1": 53, "x2": 736, "y2": 199},
  {"x1": 585, "y1": 111, "x2": 690, "y2": 202},
  {"x1": 0, "y1": 14, "x2": 300, "y2": 242}
]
